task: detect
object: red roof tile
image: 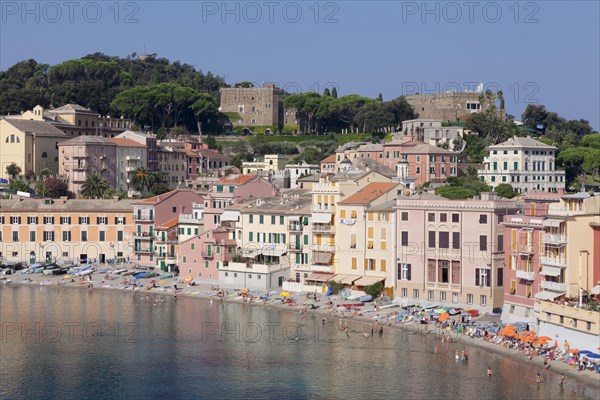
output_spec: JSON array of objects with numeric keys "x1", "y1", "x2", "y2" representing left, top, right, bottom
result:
[{"x1": 338, "y1": 182, "x2": 399, "y2": 205}]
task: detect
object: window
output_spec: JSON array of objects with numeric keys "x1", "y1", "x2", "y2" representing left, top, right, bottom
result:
[
  {"x1": 452, "y1": 213, "x2": 459, "y2": 223},
  {"x1": 452, "y1": 293, "x2": 458, "y2": 303},
  {"x1": 401, "y1": 212, "x2": 408, "y2": 221},
  {"x1": 81, "y1": 231, "x2": 88, "y2": 242},
  {"x1": 497, "y1": 235, "x2": 504, "y2": 252},
  {"x1": 29, "y1": 231, "x2": 36, "y2": 241},
  {"x1": 401, "y1": 288, "x2": 408, "y2": 297},
  {"x1": 44, "y1": 231, "x2": 54, "y2": 241},
  {"x1": 380, "y1": 259, "x2": 386, "y2": 272},
  {"x1": 43, "y1": 216, "x2": 54, "y2": 224},
  {"x1": 440, "y1": 292, "x2": 446, "y2": 301},
  {"x1": 183, "y1": 256, "x2": 187, "y2": 263},
  {"x1": 351, "y1": 258, "x2": 357, "y2": 270},
  {"x1": 452, "y1": 232, "x2": 460, "y2": 249},
  {"x1": 438, "y1": 232, "x2": 449, "y2": 249},
  {"x1": 413, "y1": 289, "x2": 419, "y2": 299},
  {"x1": 428, "y1": 231, "x2": 435, "y2": 248},
  {"x1": 428, "y1": 291, "x2": 434, "y2": 300},
  {"x1": 479, "y1": 214, "x2": 487, "y2": 224},
  {"x1": 480, "y1": 295, "x2": 487, "y2": 306},
  {"x1": 12, "y1": 231, "x2": 18, "y2": 241},
  {"x1": 259, "y1": 215, "x2": 264, "y2": 224},
  {"x1": 271, "y1": 215, "x2": 276, "y2": 225},
  {"x1": 399, "y1": 263, "x2": 411, "y2": 280},
  {"x1": 280, "y1": 216, "x2": 284, "y2": 225},
  {"x1": 117, "y1": 231, "x2": 123, "y2": 241},
  {"x1": 63, "y1": 231, "x2": 71, "y2": 241},
  {"x1": 401, "y1": 231, "x2": 408, "y2": 246},
  {"x1": 497, "y1": 268, "x2": 504, "y2": 287},
  {"x1": 28, "y1": 216, "x2": 38, "y2": 224},
  {"x1": 97, "y1": 217, "x2": 107, "y2": 225},
  {"x1": 475, "y1": 268, "x2": 491, "y2": 287},
  {"x1": 99, "y1": 231, "x2": 105, "y2": 242},
  {"x1": 249, "y1": 215, "x2": 254, "y2": 223},
  {"x1": 466, "y1": 294, "x2": 473, "y2": 304},
  {"x1": 479, "y1": 235, "x2": 487, "y2": 251},
  {"x1": 79, "y1": 217, "x2": 89, "y2": 224},
  {"x1": 440, "y1": 213, "x2": 447, "y2": 223},
  {"x1": 10, "y1": 216, "x2": 21, "y2": 224},
  {"x1": 61, "y1": 216, "x2": 71, "y2": 224},
  {"x1": 428, "y1": 213, "x2": 435, "y2": 222},
  {"x1": 439, "y1": 260, "x2": 449, "y2": 283}
]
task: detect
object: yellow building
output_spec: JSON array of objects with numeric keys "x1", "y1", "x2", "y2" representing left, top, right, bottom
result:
[
  {"x1": 0, "y1": 118, "x2": 69, "y2": 179},
  {"x1": 335, "y1": 182, "x2": 401, "y2": 296},
  {"x1": 0, "y1": 197, "x2": 136, "y2": 265},
  {"x1": 242, "y1": 154, "x2": 283, "y2": 175}
]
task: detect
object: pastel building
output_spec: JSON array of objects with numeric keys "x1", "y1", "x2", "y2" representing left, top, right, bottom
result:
[
  {"x1": 132, "y1": 189, "x2": 205, "y2": 269},
  {"x1": 395, "y1": 192, "x2": 518, "y2": 312},
  {"x1": 0, "y1": 197, "x2": 135, "y2": 265},
  {"x1": 58, "y1": 136, "x2": 117, "y2": 196},
  {"x1": 398, "y1": 119, "x2": 465, "y2": 150},
  {"x1": 180, "y1": 228, "x2": 236, "y2": 284},
  {"x1": 105, "y1": 138, "x2": 148, "y2": 193},
  {"x1": 334, "y1": 182, "x2": 401, "y2": 296},
  {"x1": 320, "y1": 154, "x2": 337, "y2": 175},
  {"x1": 477, "y1": 136, "x2": 565, "y2": 193}
]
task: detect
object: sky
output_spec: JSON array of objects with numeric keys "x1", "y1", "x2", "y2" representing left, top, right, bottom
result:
[{"x1": 1, "y1": 0, "x2": 599, "y2": 129}]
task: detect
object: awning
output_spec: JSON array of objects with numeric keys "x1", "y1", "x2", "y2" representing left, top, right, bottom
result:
[
  {"x1": 288, "y1": 215, "x2": 301, "y2": 222},
  {"x1": 329, "y1": 274, "x2": 349, "y2": 282},
  {"x1": 541, "y1": 266, "x2": 561, "y2": 277},
  {"x1": 311, "y1": 213, "x2": 332, "y2": 224},
  {"x1": 354, "y1": 276, "x2": 385, "y2": 286},
  {"x1": 341, "y1": 275, "x2": 361, "y2": 285},
  {"x1": 305, "y1": 273, "x2": 332, "y2": 282},
  {"x1": 313, "y1": 251, "x2": 332, "y2": 264},
  {"x1": 535, "y1": 290, "x2": 564, "y2": 300},
  {"x1": 221, "y1": 211, "x2": 240, "y2": 222},
  {"x1": 543, "y1": 219, "x2": 563, "y2": 227},
  {"x1": 261, "y1": 247, "x2": 286, "y2": 257}
]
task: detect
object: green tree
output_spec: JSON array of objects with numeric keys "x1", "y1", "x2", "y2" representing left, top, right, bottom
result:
[
  {"x1": 435, "y1": 186, "x2": 477, "y2": 200},
  {"x1": 80, "y1": 174, "x2": 109, "y2": 199},
  {"x1": 234, "y1": 81, "x2": 254, "y2": 88},
  {"x1": 190, "y1": 93, "x2": 219, "y2": 133},
  {"x1": 582, "y1": 134, "x2": 600, "y2": 149},
  {"x1": 495, "y1": 183, "x2": 516, "y2": 198},
  {"x1": 331, "y1": 87, "x2": 338, "y2": 98},
  {"x1": 323, "y1": 88, "x2": 330, "y2": 97},
  {"x1": 6, "y1": 163, "x2": 21, "y2": 179},
  {"x1": 8, "y1": 179, "x2": 32, "y2": 193},
  {"x1": 377, "y1": 93, "x2": 383, "y2": 102},
  {"x1": 35, "y1": 178, "x2": 69, "y2": 198},
  {"x1": 130, "y1": 167, "x2": 156, "y2": 192},
  {"x1": 557, "y1": 147, "x2": 589, "y2": 188},
  {"x1": 364, "y1": 282, "x2": 383, "y2": 298}
]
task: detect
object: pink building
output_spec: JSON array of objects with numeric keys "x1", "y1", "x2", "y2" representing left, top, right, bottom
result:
[
  {"x1": 58, "y1": 136, "x2": 117, "y2": 196},
  {"x1": 132, "y1": 189, "x2": 205, "y2": 269},
  {"x1": 179, "y1": 228, "x2": 235, "y2": 283},
  {"x1": 320, "y1": 154, "x2": 337, "y2": 175},
  {"x1": 395, "y1": 192, "x2": 518, "y2": 312},
  {"x1": 382, "y1": 139, "x2": 458, "y2": 186},
  {"x1": 501, "y1": 191, "x2": 565, "y2": 323}
]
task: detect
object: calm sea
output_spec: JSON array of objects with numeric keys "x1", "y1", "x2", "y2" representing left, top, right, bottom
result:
[{"x1": 0, "y1": 285, "x2": 597, "y2": 400}]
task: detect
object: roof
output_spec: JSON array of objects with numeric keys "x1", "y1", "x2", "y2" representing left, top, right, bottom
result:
[
  {"x1": 132, "y1": 189, "x2": 196, "y2": 205},
  {"x1": 357, "y1": 143, "x2": 383, "y2": 152},
  {"x1": 3, "y1": 118, "x2": 68, "y2": 137},
  {"x1": 321, "y1": 154, "x2": 336, "y2": 163},
  {"x1": 338, "y1": 182, "x2": 399, "y2": 205},
  {"x1": 50, "y1": 104, "x2": 95, "y2": 114},
  {"x1": 0, "y1": 198, "x2": 136, "y2": 212},
  {"x1": 218, "y1": 174, "x2": 256, "y2": 185},
  {"x1": 234, "y1": 190, "x2": 312, "y2": 214},
  {"x1": 197, "y1": 148, "x2": 230, "y2": 159},
  {"x1": 486, "y1": 136, "x2": 558, "y2": 150},
  {"x1": 105, "y1": 138, "x2": 146, "y2": 147},
  {"x1": 156, "y1": 217, "x2": 179, "y2": 230},
  {"x1": 562, "y1": 192, "x2": 592, "y2": 200},
  {"x1": 58, "y1": 136, "x2": 115, "y2": 146},
  {"x1": 367, "y1": 199, "x2": 397, "y2": 212}
]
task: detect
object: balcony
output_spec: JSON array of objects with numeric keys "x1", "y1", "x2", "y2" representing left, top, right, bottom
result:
[
  {"x1": 288, "y1": 244, "x2": 303, "y2": 252},
  {"x1": 288, "y1": 224, "x2": 303, "y2": 232},
  {"x1": 135, "y1": 248, "x2": 154, "y2": 254},
  {"x1": 540, "y1": 256, "x2": 566, "y2": 268},
  {"x1": 312, "y1": 225, "x2": 333, "y2": 233},
  {"x1": 312, "y1": 205, "x2": 335, "y2": 212},
  {"x1": 72, "y1": 164, "x2": 87, "y2": 171},
  {"x1": 126, "y1": 155, "x2": 141, "y2": 161},
  {"x1": 540, "y1": 280, "x2": 567, "y2": 292},
  {"x1": 311, "y1": 265, "x2": 332, "y2": 273},
  {"x1": 542, "y1": 233, "x2": 567, "y2": 245},
  {"x1": 125, "y1": 166, "x2": 136, "y2": 172},
  {"x1": 310, "y1": 244, "x2": 335, "y2": 252},
  {"x1": 133, "y1": 215, "x2": 154, "y2": 222},
  {"x1": 202, "y1": 252, "x2": 214, "y2": 259},
  {"x1": 156, "y1": 252, "x2": 175, "y2": 259},
  {"x1": 133, "y1": 232, "x2": 153, "y2": 240},
  {"x1": 518, "y1": 244, "x2": 534, "y2": 255},
  {"x1": 516, "y1": 270, "x2": 535, "y2": 281},
  {"x1": 179, "y1": 213, "x2": 201, "y2": 225}
]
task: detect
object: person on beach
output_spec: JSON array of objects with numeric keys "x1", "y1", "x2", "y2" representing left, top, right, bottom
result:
[
  {"x1": 487, "y1": 366, "x2": 492, "y2": 377},
  {"x1": 322, "y1": 317, "x2": 326, "y2": 326},
  {"x1": 434, "y1": 346, "x2": 439, "y2": 354},
  {"x1": 559, "y1": 374, "x2": 565, "y2": 385},
  {"x1": 536, "y1": 373, "x2": 542, "y2": 383}
]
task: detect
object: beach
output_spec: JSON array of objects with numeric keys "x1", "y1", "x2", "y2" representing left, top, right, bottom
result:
[{"x1": 4, "y1": 269, "x2": 600, "y2": 390}]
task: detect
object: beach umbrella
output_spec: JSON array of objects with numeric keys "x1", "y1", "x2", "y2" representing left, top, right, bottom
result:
[
  {"x1": 439, "y1": 313, "x2": 449, "y2": 322},
  {"x1": 584, "y1": 352, "x2": 600, "y2": 359},
  {"x1": 240, "y1": 289, "x2": 249, "y2": 294},
  {"x1": 280, "y1": 291, "x2": 291, "y2": 297},
  {"x1": 184, "y1": 275, "x2": 193, "y2": 283},
  {"x1": 538, "y1": 336, "x2": 552, "y2": 341},
  {"x1": 434, "y1": 308, "x2": 447, "y2": 314},
  {"x1": 568, "y1": 349, "x2": 580, "y2": 354}
]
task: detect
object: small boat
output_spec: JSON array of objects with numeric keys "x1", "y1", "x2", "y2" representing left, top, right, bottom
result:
[
  {"x1": 359, "y1": 294, "x2": 373, "y2": 303},
  {"x1": 0, "y1": 277, "x2": 12, "y2": 284},
  {"x1": 158, "y1": 274, "x2": 173, "y2": 280}
]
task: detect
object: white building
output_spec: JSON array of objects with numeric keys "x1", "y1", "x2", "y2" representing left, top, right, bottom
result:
[
  {"x1": 106, "y1": 138, "x2": 148, "y2": 194},
  {"x1": 477, "y1": 136, "x2": 565, "y2": 194},
  {"x1": 398, "y1": 119, "x2": 466, "y2": 150},
  {"x1": 284, "y1": 161, "x2": 320, "y2": 189}
]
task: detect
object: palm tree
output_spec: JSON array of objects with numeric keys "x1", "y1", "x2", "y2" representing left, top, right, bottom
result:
[
  {"x1": 131, "y1": 167, "x2": 156, "y2": 192},
  {"x1": 80, "y1": 174, "x2": 109, "y2": 199}
]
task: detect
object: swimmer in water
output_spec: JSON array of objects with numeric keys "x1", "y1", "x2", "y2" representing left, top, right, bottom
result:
[{"x1": 487, "y1": 366, "x2": 492, "y2": 377}]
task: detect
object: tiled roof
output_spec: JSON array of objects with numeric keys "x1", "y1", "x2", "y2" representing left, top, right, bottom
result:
[
  {"x1": 156, "y1": 217, "x2": 179, "y2": 230},
  {"x1": 338, "y1": 182, "x2": 399, "y2": 205},
  {"x1": 321, "y1": 154, "x2": 336, "y2": 163},
  {"x1": 105, "y1": 138, "x2": 146, "y2": 147},
  {"x1": 218, "y1": 174, "x2": 256, "y2": 185},
  {"x1": 0, "y1": 198, "x2": 135, "y2": 211},
  {"x1": 132, "y1": 189, "x2": 194, "y2": 205},
  {"x1": 3, "y1": 118, "x2": 68, "y2": 137},
  {"x1": 50, "y1": 104, "x2": 95, "y2": 113},
  {"x1": 59, "y1": 136, "x2": 115, "y2": 145},
  {"x1": 198, "y1": 148, "x2": 230, "y2": 159},
  {"x1": 486, "y1": 136, "x2": 557, "y2": 150}
]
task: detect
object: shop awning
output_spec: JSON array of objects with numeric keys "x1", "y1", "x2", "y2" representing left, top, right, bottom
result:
[
  {"x1": 305, "y1": 273, "x2": 333, "y2": 282},
  {"x1": 329, "y1": 274, "x2": 349, "y2": 282},
  {"x1": 541, "y1": 266, "x2": 561, "y2": 277},
  {"x1": 543, "y1": 219, "x2": 563, "y2": 227},
  {"x1": 288, "y1": 215, "x2": 301, "y2": 222},
  {"x1": 221, "y1": 211, "x2": 240, "y2": 222},
  {"x1": 341, "y1": 275, "x2": 361, "y2": 285},
  {"x1": 354, "y1": 276, "x2": 385, "y2": 286},
  {"x1": 261, "y1": 246, "x2": 286, "y2": 257},
  {"x1": 313, "y1": 251, "x2": 332, "y2": 264},
  {"x1": 311, "y1": 213, "x2": 332, "y2": 224},
  {"x1": 534, "y1": 290, "x2": 564, "y2": 300}
]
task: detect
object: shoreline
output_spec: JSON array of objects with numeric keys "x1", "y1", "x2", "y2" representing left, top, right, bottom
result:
[{"x1": 4, "y1": 273, "x2": 600, "y2": 389}]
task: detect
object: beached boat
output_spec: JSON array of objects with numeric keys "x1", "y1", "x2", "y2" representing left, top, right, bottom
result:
[{"x1": 0, "y1": 277, "x2": 12, "y2": 284}]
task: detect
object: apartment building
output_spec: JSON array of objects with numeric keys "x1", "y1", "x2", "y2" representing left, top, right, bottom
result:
[
  {"x1": 132, "y1": 189, "x2": 205, "y2": 268},
  {"x1": 335, "y1": 182, "x2": 401, "y2": 296},
  {"x1": 477, "y1": 136, "x2": 565, "y2": 193},
  {"x1": 320, "y1": 154, "x2": 337, "y2": 175},
  {"x1": 58, "y1": 136, "x2": 117, "y2": 195},
  {"x1": 180, "y1": 227, "x2": 235, "y2": 284},
  {"x1": 105, "y1": 138, "x2": 147, "y2": 193},
  {"x1": 115, "y1": 131, "x2": 158, "y2": 171},
  {"x1": 395, "y1": 192, "x2": 518, "y2": 312},
  {"x1": 156, "y1": 145, "x2": 187, "y2": 187},
  {"x1": 398, "y1": 119, "x2": 465, "y2": 150},
  {"x1": 0, "y1": 197, "x2": 135, "y2": 265},
  {"x1": 284, "y1": 162, "x2": 320, "y2": 189}
]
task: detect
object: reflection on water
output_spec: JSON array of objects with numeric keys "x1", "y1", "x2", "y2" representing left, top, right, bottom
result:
[{"x1": 0, "y1": 285, "x2": 597, "y2": 399}]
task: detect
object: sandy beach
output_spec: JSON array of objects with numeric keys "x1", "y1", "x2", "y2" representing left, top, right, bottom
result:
[{"x1": 4, "y1": 270, "x2": 600, "y2": 390}]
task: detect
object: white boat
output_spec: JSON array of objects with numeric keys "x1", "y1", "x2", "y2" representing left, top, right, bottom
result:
[{"x1": 1, "y1": 277, "x2": 12, "y2": 284}]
